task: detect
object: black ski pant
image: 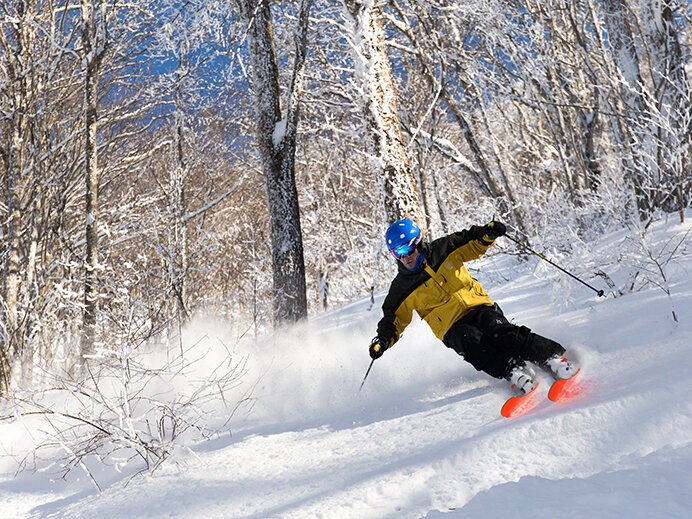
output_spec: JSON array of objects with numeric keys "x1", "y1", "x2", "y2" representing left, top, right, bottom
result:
[{"x1": 442, "y1": 304, "x2": 565, "y2": 380}]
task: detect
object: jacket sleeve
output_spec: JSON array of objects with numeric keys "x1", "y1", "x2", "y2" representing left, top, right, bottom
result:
[
  {"x1": 434, "y1": 226, "x2": 495, "y2": 263},
  {"x1": 376, "y1": 313, "x2": 399, "y2": 346},
  {"x1": 376, "y1": 283, "x2": 413, "y2": 347}
]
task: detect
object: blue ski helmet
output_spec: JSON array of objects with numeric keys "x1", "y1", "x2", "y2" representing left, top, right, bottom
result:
[{"x1": 385, "y1": 219, "x2": 422, "y2": 256}]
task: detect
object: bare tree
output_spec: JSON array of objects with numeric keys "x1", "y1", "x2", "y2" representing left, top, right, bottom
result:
[
  {"x1": 387, "y1": 0, "x2": 527, "y2": 232},
  {"x1": 0, "y1": 0, "x2": 688, "y2": 396},
  {"x1": 234, "y1": 0, "x2": 311, "y2": 325},
  {"x1": 0, "y1": 1, "x2": 36, "y2": 387},
  {"x1": 338, "y1": 0, "x2": 424, "y2": 227},
  {"x1": 602, "y1": 0, "x2": 660, "y2": 220},
  {"x1": 640, "y1": 0, "x2": 691, "y2": 222},
  {"x1": 0, "y1": 1, "x2": 84, "y2": 389},
  {"x1": 79, "y1": 0, "x2": 110, "y2": 358}
]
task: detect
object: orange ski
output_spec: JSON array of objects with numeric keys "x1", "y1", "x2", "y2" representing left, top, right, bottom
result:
[
  {"x1": 500, "y1": 383, "x2": 540, "y2": 418},
  {"x1": 548, "y1": 368, "x2": 581, "y2": 401}
]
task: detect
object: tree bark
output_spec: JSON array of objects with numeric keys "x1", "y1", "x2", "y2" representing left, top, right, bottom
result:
[
  {"x1": 238, "y1": 0, "x2": 310, "y2": 325},
  {"x1": 170, "y1": 98, "x2": 189, "y2": 323},
  {"x1": 0, "y1": 2, "x2": 32, "y2": 389},
  {"x1": 341, "y1": 0, "x2": 424, "y2": 228},
  {"x1": 80, "y1": 0, "x2": 106, "y2": 358}
]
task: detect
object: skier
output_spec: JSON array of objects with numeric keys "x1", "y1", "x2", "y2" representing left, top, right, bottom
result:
[{"x1": 369, "y1": 218, "x2": 577, "y2": 396}]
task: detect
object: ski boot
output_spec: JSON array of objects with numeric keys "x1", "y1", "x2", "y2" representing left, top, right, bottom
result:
[
  {"x1": 542, "y1": 355, "x2": 577, "y2": 380},
  {"x1": 506, "y1": 365, "x2": 538, "y2": 396},
  {"x1": 542, "y1": 355, "x2": 581, "y2": 401},
  {"x1": 501, "y1": 365, "x2": 540, "y2": 417}
]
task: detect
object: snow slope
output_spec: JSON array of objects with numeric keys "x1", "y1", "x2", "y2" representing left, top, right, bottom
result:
[{"x1": 2, "y1": 216, "x2": 691, "y2": 518}]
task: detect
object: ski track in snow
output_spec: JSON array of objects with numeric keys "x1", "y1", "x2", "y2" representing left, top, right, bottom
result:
[{"x1": 2, "y1": 216, "x2": 692, "y2": 518}]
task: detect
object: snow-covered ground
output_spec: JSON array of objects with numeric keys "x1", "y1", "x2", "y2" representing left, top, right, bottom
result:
[{"x1": 2, "y1": 215, "x2": 691, "y2": 518}]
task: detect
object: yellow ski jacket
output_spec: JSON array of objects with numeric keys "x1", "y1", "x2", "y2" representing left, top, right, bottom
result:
[{"x1": 377, "y1": 226, "x2": 495, "y2": 345}]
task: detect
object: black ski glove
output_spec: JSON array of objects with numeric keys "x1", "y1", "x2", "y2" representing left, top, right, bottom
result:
[
  {"x1": 369, "y1": 337, "x2": 390, "y2": 360},
  {"x1": 483, "y1": 220, "x2": 506, "y2": 240}
]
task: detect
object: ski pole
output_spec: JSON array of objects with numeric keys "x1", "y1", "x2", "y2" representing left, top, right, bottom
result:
[
  {"x1": 359, "y1": 359, "x2": 375, "y2": 392},
  {"x1": 504, "y1": 234, "x2": 605, "y2": 297}
]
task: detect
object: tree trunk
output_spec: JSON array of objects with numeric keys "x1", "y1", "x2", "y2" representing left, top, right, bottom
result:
[
  {"x1": 0, "y1": 3, "x2": 32, "y2": 390},
  {"x1": 341, "y1": 0, "x2": 424, "y2": 228},
  {"x1": 80, "y1": 0, "x2": 106, "y2": 358},
  {"x1": 238, "y1": 0, "x2": 310, "y2": 325},
  {"x1": 4, "y1": 121, "x2": 23, "y2": 342},
  {"x1": 170, "y1": 102, "x2": 189, "y2": 323}
]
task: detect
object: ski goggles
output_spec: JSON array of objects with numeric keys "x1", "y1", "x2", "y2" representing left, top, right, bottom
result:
[{"x1": 389, "y1": 238, "x2": 420, "y2": 259}]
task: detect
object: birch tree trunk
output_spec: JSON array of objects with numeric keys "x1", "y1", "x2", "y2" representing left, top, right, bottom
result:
[
  {"x1": 155, "y1": 0, "x2": 232, "y2": 327},
  {"x1": 236, "y1": 0, "x2": 310, "y2": 325},
  {"x1": 340, "y1": 0, "x2": 424, "y2": 227}
]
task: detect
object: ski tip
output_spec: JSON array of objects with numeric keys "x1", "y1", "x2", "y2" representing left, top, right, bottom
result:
[
  {"x1": 500, "y1": 383, "x2": 540, "y2": 418},
  {"x1": 548, "y1": 368, "x2": 581, "y2": 401}
]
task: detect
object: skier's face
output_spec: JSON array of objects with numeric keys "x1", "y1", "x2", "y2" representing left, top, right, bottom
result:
[{"x1": 399, "y1": 246, "x2": 420, "y2": 270}]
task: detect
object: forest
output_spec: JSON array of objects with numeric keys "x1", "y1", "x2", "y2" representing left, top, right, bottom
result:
[{"x1": 1, "y1": 0, "x2": 690, "y2": 399}]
